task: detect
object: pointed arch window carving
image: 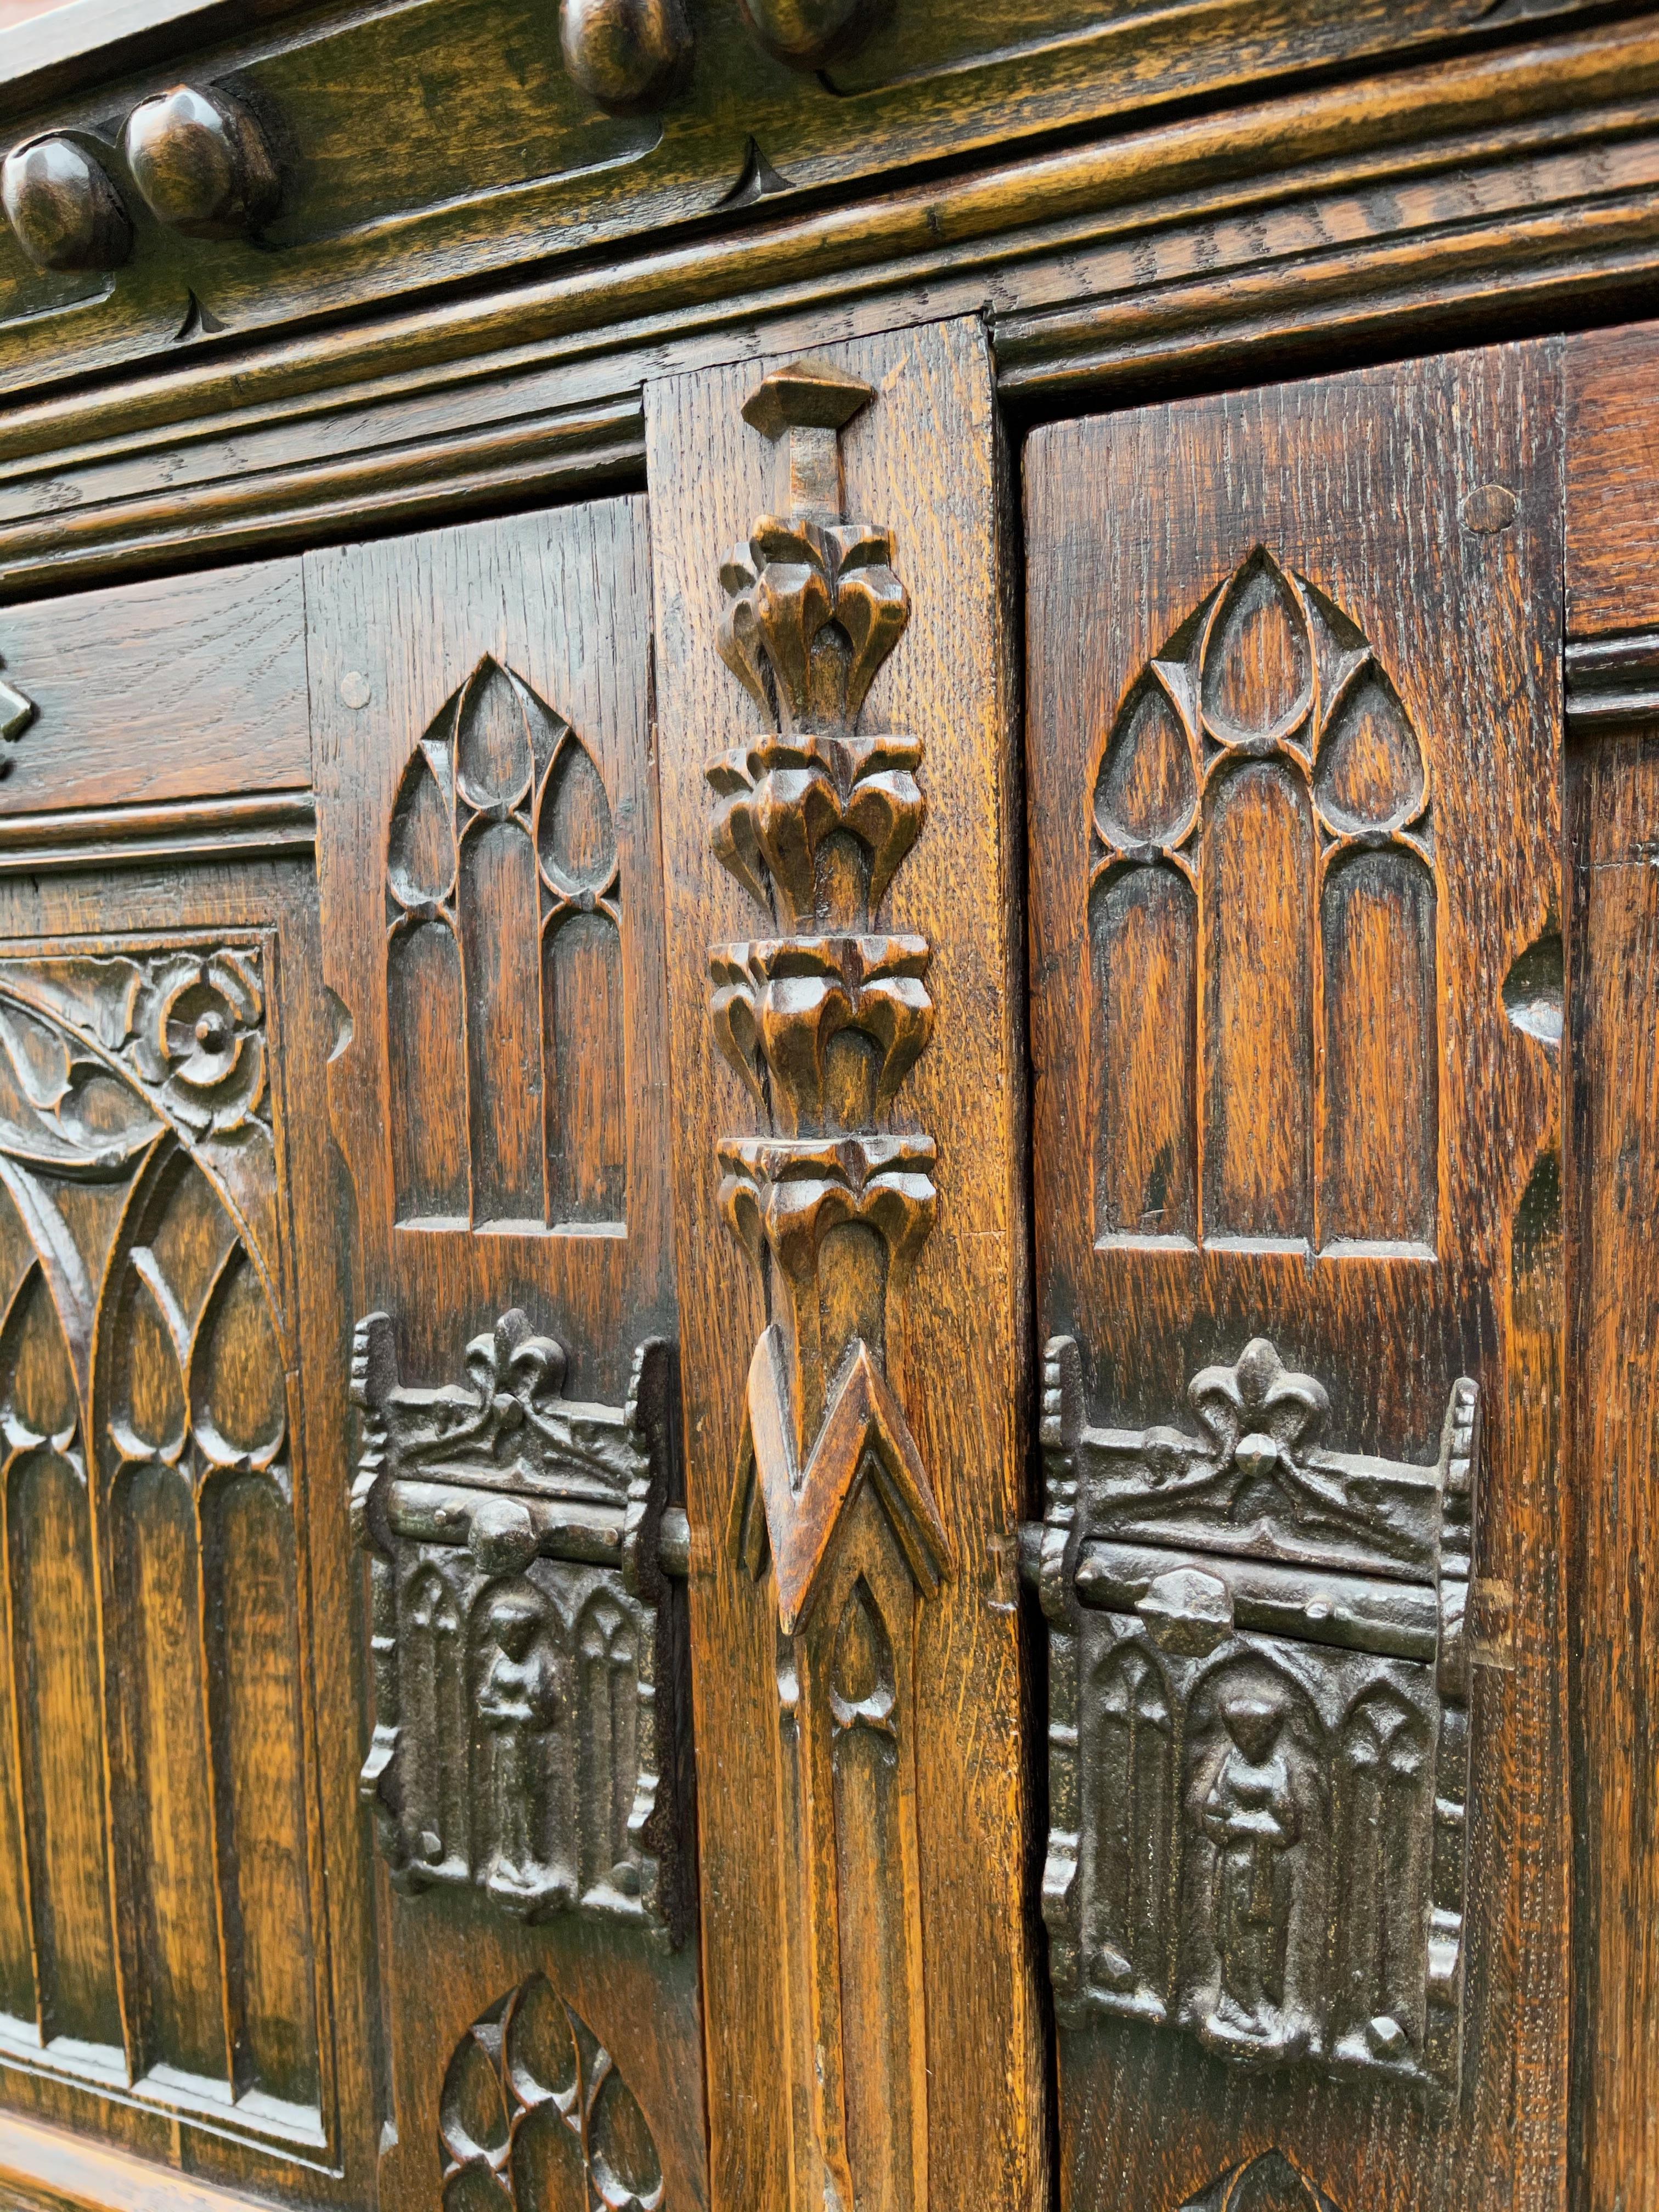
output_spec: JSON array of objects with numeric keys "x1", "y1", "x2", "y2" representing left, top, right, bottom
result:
[
  {"x1": 385, "y1": 657, "x2": 628, "y2": 1234},
  {"x1": 0, "y1": 942, "x2": 320, "y2": 2146},
  {"x1": 1088, "y1": 548, "x2": 1437, "y2": 1255}
]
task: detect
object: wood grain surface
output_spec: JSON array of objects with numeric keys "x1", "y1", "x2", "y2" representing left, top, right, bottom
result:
[
  {"x1": 0, "y1": 0, "x2": 1610, "y2": 405},
  {"x1": 0, "y1": 16, "x2": 1650, "y2": 600},
  {"x1": 0, "y1": 556, "x2": 307, "y2": 815},
  {"x1": 0, "y1": 855, "x2": 375, "y2": 2205},
  {"x1": 1566, "y1": 319, "x2": 1659, "y2": 638},
  {"x1": 1566, "y1": 724, "x2": 1659, "y2": 2212},
  {"x1": 307, "y1": 499, "x2": 706, "y2": 2212},
  {"x1": 1025, "y1": 343, "x2": 1568, "y2": 2212},
  {"x1": 646, "y1": 314, "x2": 1044, "y2": 2212}
]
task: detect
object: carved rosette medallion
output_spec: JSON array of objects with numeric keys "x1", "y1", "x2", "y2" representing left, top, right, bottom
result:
[
  {"x1": 1039, "y1": 1336, "x2": 1479, "y2": 2092},
  {"x1": 709, "y1": 357, "x2": 946, "y2": 2212},
  {"x1": 350, "y1": 1311, "x2": 690, "y2": 1940}
]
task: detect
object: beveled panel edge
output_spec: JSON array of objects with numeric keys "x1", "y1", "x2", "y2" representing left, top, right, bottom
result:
[{"x1": 0, "y1": 786, "x2": 315, "y2": 870}]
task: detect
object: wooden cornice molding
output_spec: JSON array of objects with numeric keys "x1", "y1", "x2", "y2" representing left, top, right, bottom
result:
[
  {"x1": 0, "y1": 788, "x2": 315, "y2": 871},
  {"x1": 0, "y1": 14, "x2": 1656, "y2": 596}
]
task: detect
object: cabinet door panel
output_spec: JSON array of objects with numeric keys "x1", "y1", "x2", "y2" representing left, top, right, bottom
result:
[
  {"x1": 1025, "y1": 346, "x2": 1567, "y2": 2212},
  {"x1": 0, "y1": 856, "x2": 375, "y2": 2208},
  {"x1": 308, "y1": 500, "x2": 706, "y2": 2212}
]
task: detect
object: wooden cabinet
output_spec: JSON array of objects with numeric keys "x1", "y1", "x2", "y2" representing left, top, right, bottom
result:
[{"x1": 0, "y1": 4, "x2": 1654, "y2": 2211}]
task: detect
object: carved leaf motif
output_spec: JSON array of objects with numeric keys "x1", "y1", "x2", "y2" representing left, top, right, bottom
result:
[
  {"x1": 718, "y1": 511, "x2": 910, "y2": 736},
  {"x1": 0, "y1": 1001, "x2": 159, "y2": 1176},
  {"x1": 1201, "y1": 548, "x2": 1313, "y2": 746},
  {"x1": 1314, "y1": 666, "x2": 1425, "y2": 834},
  {"x1": 455, "y1": 658, "x2": 536, "y2": 813},
  {"x1": 538, "y1": 735, "x2": 618, "y2": 901},
  {"x1": 825, "y1": 520, "x2": 910, "y2": 723},
  {"x1": 709, "y1": 934, "x2": 933, "y2": 1129},
  {"x1": 1096, "y1": 674, "x2": 1198, "y2": 849},
  {"x1": 388, "y1": 743, "x2": 458, "y2": 908}
]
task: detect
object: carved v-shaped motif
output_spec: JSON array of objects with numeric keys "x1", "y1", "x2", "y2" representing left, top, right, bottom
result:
[{"x1": 732, "y1": 1324, "x2": 946, "y2": 1632}]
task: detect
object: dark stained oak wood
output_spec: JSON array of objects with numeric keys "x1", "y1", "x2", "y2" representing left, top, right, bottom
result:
[
  {"x1": 0, "y1": 14, "x2": 1645, "y2": 599},
  {"x1": 645, "y1": 314, "x2": 1044, "y2": 2212},
  {"x1": 1566, "y1": 318, "x2": 1659, "y2": 639},
  {"x1": 0, "y1": 556, "x2": 308, "y2": 815},
  {"x1": 307, "y1": 499, "x2": 706, "y2": 2212},
  {"x1": 0, "y1": 853, "x2": 376, "y2": 2206},
  {"x1": 0, "y1": 0, "x2": 1616, "y2": 406},
  {"x1": 121, "y1": 82, "x2": 280, "y2": 239},
  {"x1": 0, "y1": 135, "x2": 131, "y2": 271},
  {"x1": 1025, "y1": 344, "x2": 1569, "y2": 2212},
  {"x1": 1566, "y1": 725, "x2": 1659, "y2": 2212}
]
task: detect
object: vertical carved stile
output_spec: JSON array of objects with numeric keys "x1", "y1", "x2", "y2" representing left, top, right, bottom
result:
[{"x1": 708, "y1": 357, "x2": 947, "y2": 2212}]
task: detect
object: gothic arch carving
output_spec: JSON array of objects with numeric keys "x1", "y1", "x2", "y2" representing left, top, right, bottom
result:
[
  {"x1": 1088, "y1": 546, "x2": 1437, "y2": 1255},
  {"x1": 0, "y1": 941, "x2": 319, "y2": 2132},
  {"x1": 385, "y1": 657, "x2": 628, "y2": 1233},
  {"x1": 439, "y1": 1973, "x2": 664, "y2": 2212}
]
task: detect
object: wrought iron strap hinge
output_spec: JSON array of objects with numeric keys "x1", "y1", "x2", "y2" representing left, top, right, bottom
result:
[
  {"x1": 1024, "y1": 1333, "x2": 1480, "y2": 2094},
  {"x1": 349, "y1": 1308, "x2": 692, "y2": 1945}
]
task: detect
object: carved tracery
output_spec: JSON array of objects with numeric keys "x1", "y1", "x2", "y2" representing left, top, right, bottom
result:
[
  {"x1": 349, "y1": 1308, "x2": 690, "y2": 1939},
  {"x1": 1039, "y1": 1334, "x2": 1479, "y2": 2091},
  {"x1": 439, "y1": 1974, "x2": 664, "y2": 2212},
  {"x1": 1090, "y1": 547, "x2": 1437, "y2": 1254},
  {"x1": 0, "y1": 943, "x2": 318, "y2": 2136},
  {"x1": 385, "y1": 658, "x2": 627, "y2": 1232}
]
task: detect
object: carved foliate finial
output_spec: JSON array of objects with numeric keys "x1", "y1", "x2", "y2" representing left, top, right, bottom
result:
[{"x1": 716, "y1": 355, "x2": 909, "y2": 742}]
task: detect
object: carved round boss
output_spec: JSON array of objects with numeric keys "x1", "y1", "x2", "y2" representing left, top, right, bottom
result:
[
  {"x1": 1, "y1": 136, "x2": 132, "y2": 272},
  {"x1": 559, "y1": 0, "x2": 693, "y2": 112},
  {"x1": 122, "y1": 83, "x2": 281, "y2": 239}
]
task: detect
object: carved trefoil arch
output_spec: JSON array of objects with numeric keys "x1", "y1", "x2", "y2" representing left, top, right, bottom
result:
[
  {"x1": 0, "y1": 941, "x2": 321, "y2": 2146},
  {"x1": 385, "y1": 656, "x2": 628, "y2": 1234},
  {"x1": 1088, "y1": 546, "x2": 1438, "y2": 1255},
  {"x1": 1038, "y1": 1334, "x2": 1479, "y2": 2092},
  {"x1": 439, "y1": 1973, "x2": 664, "y2": 2212}
]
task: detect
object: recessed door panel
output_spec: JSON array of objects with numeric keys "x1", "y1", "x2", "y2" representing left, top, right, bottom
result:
[{"x1": 1025, "y1": 346, "x2": 1567, "y2": 2212}]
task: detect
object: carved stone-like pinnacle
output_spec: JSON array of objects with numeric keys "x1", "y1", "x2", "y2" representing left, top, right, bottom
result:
[{"x1": 742, "y1": 357, "x2": 873, "y2": 526}]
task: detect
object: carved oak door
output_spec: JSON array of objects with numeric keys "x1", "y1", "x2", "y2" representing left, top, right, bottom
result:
[
  {"x1": 309, "y1": 500, "x2": 707, "y2": 2212},
  {"x1": 1025, "y1": 347, "x2": 1568, "y2": 2212}
]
